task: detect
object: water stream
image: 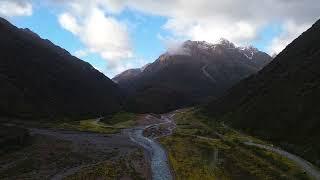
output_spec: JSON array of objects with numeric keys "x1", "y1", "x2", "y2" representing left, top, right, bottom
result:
[{"x1": 125, "y1": 115, "x2": 175, "y2": 180}]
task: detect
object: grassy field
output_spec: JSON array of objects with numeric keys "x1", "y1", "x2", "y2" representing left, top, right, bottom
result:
[
  {"x1": 55, "y1": 112, "x2": 138, "y2": 134},
  {"x1": 159, "y1": 108, "x2": 310, "y2": 180}
]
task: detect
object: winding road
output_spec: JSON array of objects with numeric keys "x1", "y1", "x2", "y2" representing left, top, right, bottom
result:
[
  {"x1": 125, "y1": 114, "x2": 176, "y2": 180},
  {"x1": 244, "y1": 142, "x2": 320, "y2": 179}
]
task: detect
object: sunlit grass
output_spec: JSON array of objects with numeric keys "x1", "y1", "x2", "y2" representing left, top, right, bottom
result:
[
  {"x1": 159, "y1": 109, "x2": 311, "y2": 179},
  {"x1": 56, "y1": 112, "x2": 138, "y2": 134},
  {"x1": 103, "y1": 111, "x2": 138, "y2": 125}
]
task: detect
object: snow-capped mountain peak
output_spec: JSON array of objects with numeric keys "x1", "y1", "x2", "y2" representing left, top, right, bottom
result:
[
  {"x1": 159, "y1": 39, "x2": 267, "y2": 62},
  {"x1": 217, "y1": 38, "x2": 236, "y2": 48}
]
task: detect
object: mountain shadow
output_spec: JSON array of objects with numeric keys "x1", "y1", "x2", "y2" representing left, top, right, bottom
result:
[
  {"x1": 0, "y1": 18, "x2": 123, "y2": 120},
  {"x1": 203, "y1": 19, "x2": 320, "y2": 166}
]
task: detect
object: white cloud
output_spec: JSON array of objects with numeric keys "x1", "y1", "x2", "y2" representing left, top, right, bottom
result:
[
  {"x1": 54, "y1": 0, "x2": 319, "y2": 72},
  {"x1": 0, "y1": 0, "x2": 32, "y2": 17},
  {"x1": 107, "y1": 58, "x2": 148, "y2": 78},
  {"x1": 102, "y1": 0, "x2": 319, "y2": 53},
  {"x1": 267, "y1": 21, "x2": 312, "y2": 54},
  {"x1": 157, "y1": 34, "x2": 190, "y2": 56},
  {"x1": 74, "y1": 49, "x2": 89, "y2": 58},
  {"x1": 164, "y1": 19, "x2": 259, "y2": 45},
  {"x1": 57, "y1": 1, "x2": 133, "y2": 69},
  {"x1": 58, "y1": 13, "x2": 80, "y2": 35}
]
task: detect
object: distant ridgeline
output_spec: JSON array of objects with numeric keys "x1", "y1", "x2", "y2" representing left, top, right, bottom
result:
[
  {"x1": 202, "y1": 19, "x2": 320, "y2": 166},
  {"x1": 114, "y1": 39, "x2": 272, "y2": 113}
]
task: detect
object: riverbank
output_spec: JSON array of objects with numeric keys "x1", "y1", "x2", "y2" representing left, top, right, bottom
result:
[{"x1": 124, "y1": 113, "x2": 177, "y2": 180}]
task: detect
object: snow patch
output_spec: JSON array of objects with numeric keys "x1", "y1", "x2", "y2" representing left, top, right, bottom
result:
[{"x1": 166, "y1": 42, "x2": 191, "y2": 56}]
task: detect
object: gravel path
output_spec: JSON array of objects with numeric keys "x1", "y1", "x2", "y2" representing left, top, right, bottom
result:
[{"x1": 244, "y1": 142, "x2": 320, "y2": 179}]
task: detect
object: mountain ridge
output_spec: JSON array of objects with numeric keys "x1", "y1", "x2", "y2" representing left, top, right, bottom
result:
[
  {"x1": 114, "y1": 39, "x2": 272, "y2": 113},
  {"x1": 0, "y1": 17, "x2": 123, "y2": 120},
  {"x1": 203, "y1": 19, "x2": 320, "y2": 166}
]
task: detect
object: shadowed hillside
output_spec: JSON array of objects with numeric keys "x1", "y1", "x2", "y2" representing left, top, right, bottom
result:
[
  {"x1": 0, "y1": 18, "x2": 122, "y2": 120},
  {"x1": 203, "y1": 19, "x2": 320, "y2": 166},
  {"x1": 115, "y1": 40, "x2": 272, "y2": 113}
]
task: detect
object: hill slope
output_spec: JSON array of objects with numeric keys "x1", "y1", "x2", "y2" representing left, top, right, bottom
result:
[
  {"x1": 0, "y1": 18, "x2": 122, "y2": 120},
  {"x1": 115, "y1": 40, "x2": 272, "y2": 113},
  {"x1": 203, "y1": 19, "x2": 320, "y2": 166}
]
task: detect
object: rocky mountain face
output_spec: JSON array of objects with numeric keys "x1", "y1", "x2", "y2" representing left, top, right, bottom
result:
[
  {"x1": 203, "y1": 19, "x2": 320, "y2": 166},
  {"x1": 0, "y1": 17, "x2": 122, "y2": 120},
  {"x1": 114, "y1": 39, "x2": 272, "y2": 113}
]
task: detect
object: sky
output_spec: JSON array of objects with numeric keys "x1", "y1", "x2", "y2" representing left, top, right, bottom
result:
[{"x1": 0, "y1": 0, "x2": 319, "y2": 78}]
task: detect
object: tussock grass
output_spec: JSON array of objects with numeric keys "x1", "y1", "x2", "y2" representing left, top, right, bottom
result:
[
  {"x1": 160, "y1": 108, "x2": 311, "y2": 179},
  {"x1": 56, "y1": 112, "x2": 138, "y2": 134}
]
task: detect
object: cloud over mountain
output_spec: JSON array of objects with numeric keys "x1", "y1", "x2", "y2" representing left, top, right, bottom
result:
[
  {"x1": 100, "y1": 0, "x2": 319, "y2": 54},
  {"x1": 57, "y1": 1, "x2": 133, "y2": 69},
  {"x1": 5, "y1": 0, "x2": 319, "y2": 74},
  {"x1": 0, "y1": 0, "x2": 32, "y2": 17}
]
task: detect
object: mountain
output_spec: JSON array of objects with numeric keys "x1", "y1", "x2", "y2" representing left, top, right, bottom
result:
[
  {"x1": 203, "y1": 19, "x2": 320, "y2": 166},
  {"x1": 114, "y1": 39, "x2": 272, "y2": 113},
  {"x1": 113, "y1": 68, "x2": 142, "y2": 83},
  {"x1": 0, "y1": 17, "x2": 122, "y2": 120}
]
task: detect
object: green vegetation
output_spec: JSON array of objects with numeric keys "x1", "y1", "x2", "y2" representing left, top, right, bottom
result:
[
  {"x1": 102, "y1": 111, "x2": 137, "y2": 126},
  {"x1": 159, "y1": 109, "x2": 311, "y2": 180},
  {"x1": 56, "y1": 112, "x2": 138, "y2": 134},
  {"x1": 202, "y1": 20, "x2": 320, "y2": 167},
  {"x1": 57, "y1": 119, "x2": 118, "y2": 134}
]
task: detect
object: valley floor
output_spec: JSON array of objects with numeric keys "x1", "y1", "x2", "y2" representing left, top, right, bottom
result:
[
  {"x1": 0, "y1": 110, "x2": 319, "y2": 180},
  {"x1": 0, "y1": 114, "x2": 152, "y2": 180},
  {"x1": 0, "y1": 128, "x2": 150, "y2": 179}
]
